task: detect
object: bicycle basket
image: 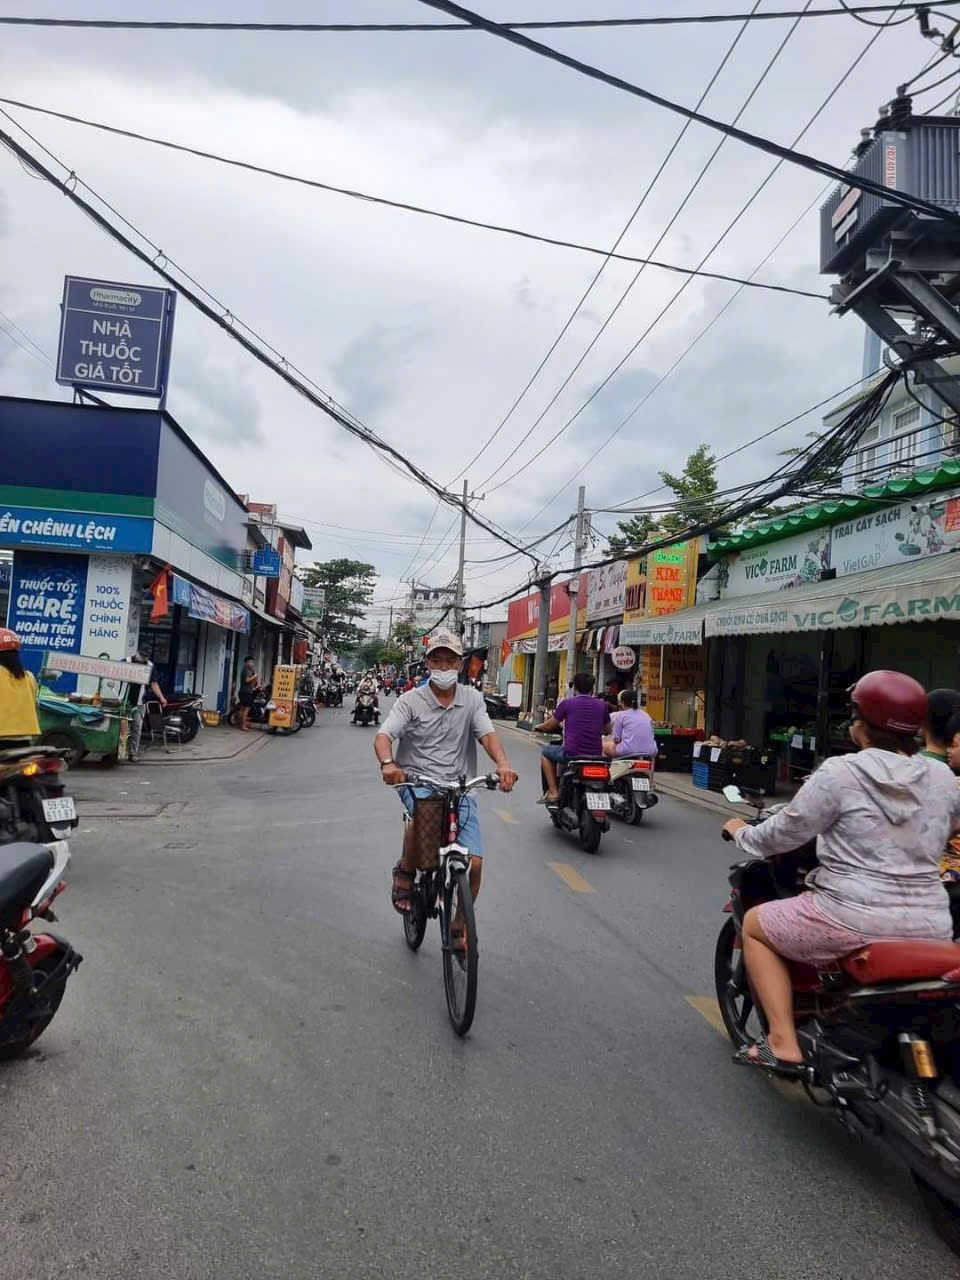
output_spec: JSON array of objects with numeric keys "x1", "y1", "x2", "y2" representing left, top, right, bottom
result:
[{"x1": 408, "y1": 795, "x2": 446, "y2": 869}]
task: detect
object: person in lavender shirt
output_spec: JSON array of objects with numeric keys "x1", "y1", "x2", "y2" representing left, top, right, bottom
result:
[{"x1": 603, "y1": 689, "x2": 657, "y2": 759}]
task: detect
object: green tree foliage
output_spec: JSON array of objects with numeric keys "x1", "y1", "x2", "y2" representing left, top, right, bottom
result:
[
  {"x1": 607, "y1": 444, "x2": 721, "y2": 553},
  {"x1": 300, "y1": 558, "x2": 377, "y2": 652}
]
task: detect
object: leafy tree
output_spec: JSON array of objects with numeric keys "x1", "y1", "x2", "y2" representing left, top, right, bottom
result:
[
  {"x1": 607, "y1": 444, "x2": 722, "y2": 553},
  {"x1": 300, "y1": 558, "x2": 377, "y2": 652}
]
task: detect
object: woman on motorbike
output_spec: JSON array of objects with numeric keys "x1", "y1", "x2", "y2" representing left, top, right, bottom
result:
[{"x1": 723, "y1": 670, "x2": 960, "y2": 1075}]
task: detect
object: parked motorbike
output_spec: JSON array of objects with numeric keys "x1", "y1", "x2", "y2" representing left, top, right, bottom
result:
[
  {"x1": 352, "y1": 693, "x2": 379, "y2": 727},
  {"x1": 0, "y1": 745, "x2": 78, "y2": 847},
  {"x1": 228, "y1": 686, "x2": 272, "y2": 728},
  {"x1": 717, "y1": 783, "x2": 960, "y2": 1255},
  {"x1": 483, "y1": 692, "x2": 515, "y2": 721},
  {"x1": 296, "y1": 695, "x2": 316, "y2": 729},
  {"x1": 539, "y1": 751, "x2": 612, "y2": 853},
  {"x1": 0, "y1": 839, "x2": 82, "y2": 1057},
  {"x1": 608, "y1": 755, "x2": 658, "y2": 825},
  {"x1": 163, "y1": 693, "x2": 203, "y2": 743}
]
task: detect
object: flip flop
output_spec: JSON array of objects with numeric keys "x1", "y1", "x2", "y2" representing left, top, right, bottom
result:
[{"x1": 733, "y1": 1033, "x2": 805, "y2": 1078}]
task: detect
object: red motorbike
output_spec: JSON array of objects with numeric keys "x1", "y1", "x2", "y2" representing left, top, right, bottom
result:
[
  {"x1": 716, "y1": 785, "x2": 960, "y2": 1255},
  {"x1": 0, "y1": 840, "x2": 81, "y2": 1057}
]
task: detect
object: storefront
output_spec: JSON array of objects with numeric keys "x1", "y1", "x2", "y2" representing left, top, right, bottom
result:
[
  {"x1": 0, "y1": 395, "x2": 252, "y2": 709},
  {"x1": 505, "y1": 581, "x2": 576, "y2": 718}
]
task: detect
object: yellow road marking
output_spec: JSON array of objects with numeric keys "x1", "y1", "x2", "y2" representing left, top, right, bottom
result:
[
  {"x1": 686, "y1": 995, "x2": 804, "y2": 1104},
  {"x1": 548, "y1": 861, "x2": 596, "y2": 893},
  {"x1": 493, "y1": 808, "x2": 519, "y2": 824}
]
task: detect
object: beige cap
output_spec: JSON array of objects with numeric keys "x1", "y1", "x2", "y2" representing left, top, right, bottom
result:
[{"x1": 425, "y1": 628, "x2": 463, "y2": 657}]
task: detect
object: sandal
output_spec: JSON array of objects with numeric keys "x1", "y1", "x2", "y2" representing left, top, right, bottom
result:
[
  {"x1": 733, "y1": 1033, "x2": 805, "y2": 1078},
  {"x1": 391, "y1": 861, "x2": 415, "y2": 915}
]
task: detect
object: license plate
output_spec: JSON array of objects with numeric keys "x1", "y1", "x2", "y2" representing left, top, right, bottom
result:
[
  {"x1": 42, "y1": 796, "x2": 76, "y2": 823},
  {"x1": 631, "y1": 777, "x2": 650, "y2": 792},
  {"x1": 587, "y1": 792, "x2": 611, "y2": 811}
]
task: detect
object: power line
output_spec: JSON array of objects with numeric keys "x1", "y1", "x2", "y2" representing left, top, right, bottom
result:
[
  {"x1": 510, "y1": 10, "x2": 897, "y2": 527},
  {"x1": 0, "y1": 307, "x2": 52, "y2": 367},
  {"x1": 445, "y1": 0, "x2": 766, "y2": 486},
  {"x1": 477, "y1": 0, "x2": 814, "y2": 493},
  {"x1": 0, "y1": 6, "x2": 953, "y2": 31},
  {"x1": 0, "y1": 99, "x2": 827, "y2": 303},
  {"x1": 415, "y1": 0, "x2": 960, "y2": 228},
  {"x1": 0, "y1": 119, "x2": 541, "y2": 564}
]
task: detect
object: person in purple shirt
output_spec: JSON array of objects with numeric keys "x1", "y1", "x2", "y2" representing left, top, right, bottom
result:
[
  {"x1": 534, "y1": 672, "x2": 611, "y2": 805},
  {"x1": 603, "y1": 689, "x2": 657, "y2": 759}
]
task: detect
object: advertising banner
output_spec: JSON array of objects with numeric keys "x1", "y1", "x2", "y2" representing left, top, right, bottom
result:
[
  {"x1": 269, "y1": 664, "x2": 298, "y2": 728},
  {"x1": 506, "y1": 582, "x2": 571, "y2": 641},
  {"x1": 45, "y1": 652, "x2": 153, "y2": 685},
  {"x1": 586, "y1": 559, "x2": 627, "y2": 621},
  {"x1": 7, "y1": 550, "x2": 87, "y2": 684},
  {"x1": 717, "y1": 528, "x2": 831, "y2": 598},
  {"x1": 622, "y1": 556, "x2": 646, "y2": 623},
  {"x1": 646, "y1": 541, "x2": 698, "y2": 614},
  {"x1": 302, "y1": 587, "x2": 325, "y2": 619},
  {"x1": 0, "y1": 504, "x2": 152, "y2": 554},
  {"x1": 620, "y1": 615, "x2": 704, "y2": 646},
  {"x1": 56, "y1": 276, "x2": 174, "y2": 397},
  {"x1": 830, "y1": 488, "x2": 960, "y2": 576},
  {"x1": 171, "y1": 575, "x2": 250, "y2": 633}
]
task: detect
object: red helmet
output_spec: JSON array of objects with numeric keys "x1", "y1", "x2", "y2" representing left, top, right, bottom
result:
[
  {"x1": 849, "y1": 670, "x2": 927, "y2": 735},
  {"x1": 0, "y1": 628, "x2": 21, "y2": 652}
]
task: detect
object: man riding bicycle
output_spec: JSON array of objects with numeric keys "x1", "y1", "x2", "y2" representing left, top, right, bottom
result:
[{"x1": 374, "y1": 630, "x2": 518, "y2": 933}]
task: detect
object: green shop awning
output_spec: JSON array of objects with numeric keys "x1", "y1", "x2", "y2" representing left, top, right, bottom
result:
[{"x1": 702, "y1": 552, "x2": 960, "y2": 638}]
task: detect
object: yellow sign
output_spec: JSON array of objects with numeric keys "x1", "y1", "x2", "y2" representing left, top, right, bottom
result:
[
  {"x1": 269, "y1": 664, "x2": 298, "y2": 728},
  {"x1": 647, "y1": 541, "x2": 697, "y2": 616},
  {"x1": 623, "y1": 556, "x2": 647, "y2": 624}
]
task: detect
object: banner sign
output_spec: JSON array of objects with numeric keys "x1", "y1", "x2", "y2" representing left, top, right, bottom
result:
[
  {"x1": 289, "y1": 576, "x2": 304, "y2": 614},
  {"x1": 717, "y1": 528, "x2": 831, "y2": 598},
  {"x1": 0, "y1": 504, "x2": 152, "y2": 554},
  {"x1": 512, "y1": 632, "x2": 568, "y2": 655},
  {"x1": 44, "y1": 651, "x2": 153, "y2": 685},
  {"x1": 171, "y1": 575, "x2": 249, "y2": 633},
  {"x1": 56, "y1": 276, "x2": 175, "y2": 397},
  {"x1": 302, "y1": 587, "x2": 325, "y2": 619},
  {"x1": 705, "y1": 569, "x2": 960, "y2": 637},
  {"x1": 620, "y1": 616, "x2": 704, "y2": 646},
  {"x1": 253, "y1": 547, "x2": 281, "y2": 577},
  {"x1": 587, "y1": 559, "x2": 628, "y2": 621},
  {"x1": 830, "y1": 488, "x2": 960, "y2": 577},
  {"x1": 8, "y1": 550, "x2": 87, "y2": 685},
  {"x1": 269, "y1": 664, "x2": 298, "y2": 728}
]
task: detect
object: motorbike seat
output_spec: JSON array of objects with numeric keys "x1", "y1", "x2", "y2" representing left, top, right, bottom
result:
[
  {"x1": 0, "y1": 842, "x2": 54, "y2": 915},
  {"x1": 0, "y1": 745, "x2": 62, "y2": 761},
  {"x1": 837, "y1": 939, "x2": 960, "y2": 984}
]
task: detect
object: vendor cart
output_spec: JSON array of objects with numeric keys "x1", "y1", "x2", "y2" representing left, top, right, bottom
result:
[{"x1": 35, "y1": 652, "x2": 153, "y2": 767}]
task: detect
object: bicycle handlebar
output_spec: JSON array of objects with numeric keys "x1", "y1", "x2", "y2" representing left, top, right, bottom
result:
[{"x1": 389, "y1": 771, "x2": 502, "y2": 794}]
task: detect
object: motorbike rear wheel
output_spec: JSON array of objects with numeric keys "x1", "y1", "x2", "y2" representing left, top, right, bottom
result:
[
  {"x1": 578, "y1": 811, "x2": 602, "y2": 854},
  {"x1": 913, "y1": 1173, "x2": 960, "y2": 1256},
  {"x1": 179, "y1": 713, "x2": 200, "y2": 744},
  {"x1": 714, "y1": 917, "x2": 767, "y2": 1049},
  {"x1": 0, "y1": 953, "x2": 69, "y2": 1060}
]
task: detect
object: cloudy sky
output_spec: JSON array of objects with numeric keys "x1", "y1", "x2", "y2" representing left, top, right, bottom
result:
[{"x1": 0, "y1": 1, "x2": 947, "y2": 624}]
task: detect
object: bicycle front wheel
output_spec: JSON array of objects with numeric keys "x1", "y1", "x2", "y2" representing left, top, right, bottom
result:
[{"x1": 441, "y1": 867, "x2": 478, "y2": 1037}]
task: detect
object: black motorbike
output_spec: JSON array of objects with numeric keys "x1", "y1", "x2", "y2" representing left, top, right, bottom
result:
[
  {"x1": 539, "y1": 750, "x2": 613, "y2": 853},
  {"x1": 163, "y1": 693, "x2": 204, "y2": 743},
  {"x1": 296, "y1": 695, "x2": 316, "y2": 729},
  {"x1": 483, "y1": 692, "x2": 515, "y2": 721},
  {"x1": 717, "y1": 783, "x2": 960, "y2": 1256},
  {"x1": 352, "y1": 692, "x2": 379, "y2": 727},
  {"x1": 228, "y1": 686, "x2": 272, "y2": 728},
  {"x1": 0, "y1": 744, "x2": 78, "y2": 847}
]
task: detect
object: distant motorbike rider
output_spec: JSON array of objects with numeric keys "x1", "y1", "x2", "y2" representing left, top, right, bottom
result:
[{"x1": 353, "y1": 672, "x2": 379, "y2": 723}]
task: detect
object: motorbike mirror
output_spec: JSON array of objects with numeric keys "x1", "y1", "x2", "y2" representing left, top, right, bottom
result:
[{"x1": 722, "y1": 784, "x2": 745, "y2": 806}]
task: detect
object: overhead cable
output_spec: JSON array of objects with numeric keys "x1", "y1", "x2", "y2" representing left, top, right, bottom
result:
[
  {"x1": 0, "y1": 122, "x2": 539, "y2": 563},
  {"x1": 0, "y1": 99, "x2": 826, "y2": 302},
  {"x1": 415, "y1": 0, "x2": 960, "y2": 228},
  {"x1": 1, "y1": 5, "x2": 954, "y2": 31}
]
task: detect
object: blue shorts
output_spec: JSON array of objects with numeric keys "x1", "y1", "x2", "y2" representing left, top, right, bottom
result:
[
  {"x1": 399, "y1": 788, "x2": 484, "y2": 856},
  {"x1": 542, "y1": 744, "x2": 570, "y2": 767}
]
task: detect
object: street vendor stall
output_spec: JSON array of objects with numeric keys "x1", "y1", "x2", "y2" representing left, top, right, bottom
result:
[{"x1": 36, "y1": 652, "x2": 153, "y2": 766}]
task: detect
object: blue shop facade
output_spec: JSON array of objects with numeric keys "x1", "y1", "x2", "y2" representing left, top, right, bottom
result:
[{"x1": 0, "y1": 395, "x2": 271, "y2": 709}]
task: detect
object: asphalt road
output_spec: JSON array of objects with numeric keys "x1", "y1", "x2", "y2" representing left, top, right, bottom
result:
[{"x1": 2, "y1": 704, "x2": 958, "y2": 1279}]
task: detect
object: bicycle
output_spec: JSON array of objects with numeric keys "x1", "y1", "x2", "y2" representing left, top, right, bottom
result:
[{"x1": 391, "y1": 771, "x2": 501, "y2": 1036}]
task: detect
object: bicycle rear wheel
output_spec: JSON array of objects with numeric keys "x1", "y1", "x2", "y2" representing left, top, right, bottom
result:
[{"x1": 441, "y1": 867, "x2": 478, "y2": 1037}]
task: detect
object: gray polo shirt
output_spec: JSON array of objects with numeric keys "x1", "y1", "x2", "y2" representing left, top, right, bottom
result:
[{"x1": 381, "y1": 682, "x2": 495, "y2": 779}]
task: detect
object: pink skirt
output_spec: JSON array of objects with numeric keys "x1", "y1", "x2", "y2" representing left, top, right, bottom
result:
[{"x1": 755, "y1": 894, "x2": 873, "y2": 967}]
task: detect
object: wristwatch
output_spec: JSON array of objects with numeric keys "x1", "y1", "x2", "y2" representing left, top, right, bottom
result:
[{"x1": 379, "y1": 759, "x2": 394, "y2": 769}]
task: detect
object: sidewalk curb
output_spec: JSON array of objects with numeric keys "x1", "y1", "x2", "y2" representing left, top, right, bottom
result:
[{"x1": 130, "y1": 730, "x2": 275, "y2": 767}]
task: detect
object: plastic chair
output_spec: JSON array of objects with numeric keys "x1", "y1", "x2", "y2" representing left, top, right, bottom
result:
[{"x1": 145, "y1": 701, "x2": 183, "y2": 753}]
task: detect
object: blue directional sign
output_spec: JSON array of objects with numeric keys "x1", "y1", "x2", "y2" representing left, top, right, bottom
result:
[
  {"x1": 252, "y1": 547, "x2": 281, "y2": 578},
  {"x1": 56, "y1": 276, "x2": 176, "y2": 398}
]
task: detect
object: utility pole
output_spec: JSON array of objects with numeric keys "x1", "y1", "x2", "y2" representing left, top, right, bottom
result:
[
  {"x1": 564, "y1": 486, "x2": 587, "y2": 694},
  {"x1": 531, "y1": 573, "x2": 551, "y2": 724},
  {"x1": 388, "y1": 604, "x2": 393, "y2": 639},
  {"x1": 454, "y1": 478, "x2": 469, "y2": 638}
]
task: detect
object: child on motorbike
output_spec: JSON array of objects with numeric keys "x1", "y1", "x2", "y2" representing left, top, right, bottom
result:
[{"x1": 722, "y1": 671, "x2": 960, "y2": 1075}]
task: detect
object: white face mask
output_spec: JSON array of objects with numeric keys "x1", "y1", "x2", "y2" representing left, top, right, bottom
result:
[{"x1": 429, "y1": 668, "x2": 459, "y2": 690}]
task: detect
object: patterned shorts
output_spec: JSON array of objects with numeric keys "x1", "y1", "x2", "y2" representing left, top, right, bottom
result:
[{"x1": 754, "y1": 894, "x2": 873, "y2": 967}]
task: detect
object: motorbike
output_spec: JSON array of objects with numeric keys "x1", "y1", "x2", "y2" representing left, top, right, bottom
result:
[
  {"x1": 0, "y1": 839, "x2": 82, "y2": 1057},
  {"x1": 483, "y1": 692, "x2": 515, "y2": 721},
  {"x1": 608, "y1": 754, "x2": 658, "y2": 825},
  {"x1": 717, "y1": 783, "x2": 960, "y2": 1255},
  {"x1": 228, "y1": 686, "x2": 272, "y2": 728},
  {"x1": 0, "y1": 745, "x2": 78, "y2": 847},
  {"x1": 296, "y1": 695, "x2": 316, "y2": 729},
  {"x1": 163, "y1": 693, "x2": 203, "y2": 743},
  {"x1": 539, "y1": 749, "x2": 613, "y2": 853},
  {"x1": 352, "y1": 692, "x2": 379, "y2": 727}
]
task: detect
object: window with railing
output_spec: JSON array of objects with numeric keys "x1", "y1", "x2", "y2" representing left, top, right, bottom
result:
[
  {"x1": 889, "y1": 404, "x2": 922, "y2": 474},
  {"x1": 855, "y1": 422, "x2": 883, "y2": 486}
]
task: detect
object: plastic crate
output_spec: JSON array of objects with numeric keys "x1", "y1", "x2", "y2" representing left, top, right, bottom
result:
[
  {"x1": 692, "y1": 761, "x2": 711, "y2": 789},
  {"x1": 707, "y1": 763, "x2": 733, "y2": 792}
]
